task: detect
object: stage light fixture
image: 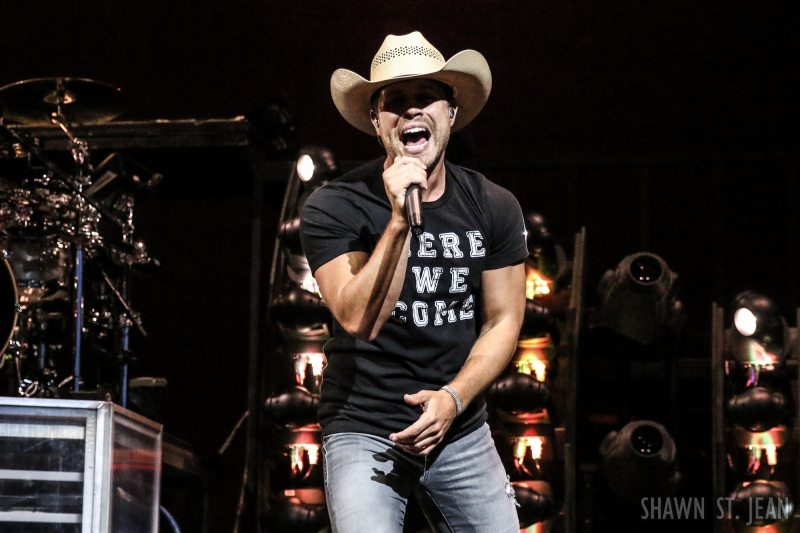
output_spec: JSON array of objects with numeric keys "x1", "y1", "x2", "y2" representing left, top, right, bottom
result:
[
  {"x1": 513, "y1": 337, "x2": 555, "y2": 382},
  {"x1": 525, "y1": 265, "x2": 554, "y2": 299},
  {"x1": 517, "y1": 360, "x2": 547, "y2": 383},
  {"x1": 284, "y1": 251, "x2": 321, "y2": 298},
  {"x1": 279, "y1": 217, "x2": 305, "y2": 256},
  {"x1": 296, "y1": 155, "x2": 315, "y2": 182},
  {"x1": 512, "y1": 436, "x2": 547, "y2": 477},
  {"x1": 271, "y1": 287, "x2": 330, "y2": 333},
  {"x1": 263, "y1": 493, "x2": 329, "y2": 532},
  {"x1": 293, "y1": 352, "x2": 326, "y2": 393},
  {"x1": 519, "y1": 436, "x2": 544, "y2": 461},
  {"x1": 727, "y1": 426, "x2": 788, "y2": 476},
  {"x1": 599, "y1": 420, "x2": 679, "y2": 505},
  {"x1": 488, "y1": 372, "x2": 550, "y2": 415},
  {"x1": 730, "y1": 292, "x2": 789, "y2": 365},
  {"x1": 288, "y1": 444, "x2": 319, "y2": 475},
  {"x1": 263, "y1": 386, "x2": 320, "y2": 429},
  {"x1": 499, "y1": 423, "x2": 557, "y2": 479},
  {"x1": 734, "y1": 307, "x2": 757, "y2": 336},
  {"x1": 727, "y1": 386, "x2": 790, "y2": 433},
  {"x1": 523, "y1": 211, "x2": 560, "y2": 280},
  {"x1": 294, "y1": 146, "x2": 340, "y2": 192},
  {"x1": 744, "y1": 443, "x2": 779, "y2": 476},
  {"x1": 595, "y1": 252, "x2": 683, "y2": 346},
  {"x1": 271, "y1": 429, "x2": 324, "y2": 492},
  {"x1": 726, "y1": 481, "x2": 794, "y2": 527},
  {"x1": 513, "y1": 480, "x2": 557, "y2": 529},
  {"x1": 281, "y1": 147, "x2": 339, "y2": 256},
  {"x1": 520, "y1": 299, "x2": 560, "y2": 344}
]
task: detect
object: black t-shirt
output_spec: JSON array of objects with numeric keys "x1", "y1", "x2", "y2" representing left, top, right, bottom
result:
[{"x1": 300, "y1": 157, "x2": 528, "y2": 440}]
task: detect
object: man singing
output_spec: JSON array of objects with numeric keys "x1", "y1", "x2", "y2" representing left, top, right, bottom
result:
[{"x1": 300, "y1": 31, "x2": 527, "y2": 532}]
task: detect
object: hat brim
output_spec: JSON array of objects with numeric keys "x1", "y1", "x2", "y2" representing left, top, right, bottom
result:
[{"x1": 331, "y1": 50, "x2": 492, "y2": 136}]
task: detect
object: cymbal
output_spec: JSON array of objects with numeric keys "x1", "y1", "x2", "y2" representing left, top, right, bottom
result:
[{"x1": 0, "y1": 77, "x2": 126, "y2": 126}]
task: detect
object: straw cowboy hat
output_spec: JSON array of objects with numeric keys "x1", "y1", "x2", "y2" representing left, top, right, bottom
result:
[{"x1": 330, "y1": 32, "x2": 492, "y2": 136}]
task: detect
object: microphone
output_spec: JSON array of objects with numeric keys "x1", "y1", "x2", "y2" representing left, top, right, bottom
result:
[{"x1": 406, "y1": 184, "x2": 423, "y2": 235}]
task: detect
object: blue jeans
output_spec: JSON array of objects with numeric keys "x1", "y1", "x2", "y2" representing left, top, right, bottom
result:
[{"x1": 322, "y1": 423, "x2": 520, "y2": 533}]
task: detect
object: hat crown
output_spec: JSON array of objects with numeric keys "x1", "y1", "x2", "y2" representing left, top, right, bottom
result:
[{"x1": 370, "y1": 32, "x2": 446, "y2": 82}]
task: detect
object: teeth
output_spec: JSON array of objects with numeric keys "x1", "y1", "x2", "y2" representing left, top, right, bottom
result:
[{"x1": 404, "y1": 127, "x2": 427, "y2": 134}]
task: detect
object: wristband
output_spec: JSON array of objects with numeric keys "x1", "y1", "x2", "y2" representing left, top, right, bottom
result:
[{"x1": 440, "y1": 385, "x2": 463, "y2": 416}]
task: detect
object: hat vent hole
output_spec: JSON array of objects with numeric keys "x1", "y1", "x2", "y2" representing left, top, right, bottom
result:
[{"x1": 372, "y1": 46, "x2": 445, "y2": 69}]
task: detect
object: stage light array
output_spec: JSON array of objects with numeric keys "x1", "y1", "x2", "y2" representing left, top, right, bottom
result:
[
  {"x1": 261, "y1": 147, "x2": 341, "y2": 531},
  {"x1": 717, "y1": 292, "x2": 798, "y2": 530},
  {"x1": 485, "y1": 211, "x2": 570, "y2": 531}
]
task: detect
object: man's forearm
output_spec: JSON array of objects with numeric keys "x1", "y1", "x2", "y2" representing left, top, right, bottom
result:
[
  {"x1": 446, "y1": 314, "x2": 522, "y2": 410},
  {"x1": 333, "y1": 214, "x2": 411, "y2": 341}
]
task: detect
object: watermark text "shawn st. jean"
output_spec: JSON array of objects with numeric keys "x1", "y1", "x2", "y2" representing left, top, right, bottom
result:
[{"x1": 641, "y1": 497, "x2": 792, "y2": 525}]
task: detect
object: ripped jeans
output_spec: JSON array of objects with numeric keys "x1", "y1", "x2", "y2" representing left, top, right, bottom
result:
[{"x1": 322, "y1": 423, "x2": 520, "y2": 533}]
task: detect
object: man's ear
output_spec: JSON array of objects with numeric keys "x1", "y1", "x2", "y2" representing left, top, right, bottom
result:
[
  {"x1": 370, "y1": 110, "x2": 381, "y2": 135},
  {"x1": 448, "y1": 105, "x2": 458, "y2": 125}
]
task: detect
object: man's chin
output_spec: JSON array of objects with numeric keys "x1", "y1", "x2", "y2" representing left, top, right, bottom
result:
[
  {"x1": 403, "y1": 147, "x2": 440, "y2": 166},
  {"x1": 387, "y1": 142, "x2": 444, "y2": 168}
]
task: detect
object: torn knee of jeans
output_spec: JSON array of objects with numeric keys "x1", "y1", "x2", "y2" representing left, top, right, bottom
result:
[{"x1": 504, "y1": 475, "x2": 520, "y2": 507}]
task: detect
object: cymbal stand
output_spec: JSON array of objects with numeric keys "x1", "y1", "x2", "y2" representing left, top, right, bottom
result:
[
  {"x1": 120, "y1": 199, "x2": 134, "y2": 406},
  {"x1": 51, "y1": 112, "x2": 90, "y2": 168},
  {"x1": 49, "y1": 113, "x2": 94, "y2": 394}
]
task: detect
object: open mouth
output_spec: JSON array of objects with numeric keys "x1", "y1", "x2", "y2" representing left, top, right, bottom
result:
[{"x1": 401, "y1": 125, "x2": 431, "y2": 154}]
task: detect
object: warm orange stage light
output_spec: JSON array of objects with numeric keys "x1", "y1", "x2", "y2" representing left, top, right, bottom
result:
[
  {"x1": 288, "y1": 444, "x2": 320, "y2": 475},
  {"x1": 294, "y1": 353, "x2": 326, "y2": 386},
  {"x1": 513, "y1": 436, "x2": 545, "y2": 464},
  {"x1": 300, "y1": 276, "x2": 321, "y2": 297},
  {"x1": 514, "y1": 337, "x2": 553, "y2": 381},
  {"x1": 525, "y1": 267, "x2": 553, "y2": 299}
]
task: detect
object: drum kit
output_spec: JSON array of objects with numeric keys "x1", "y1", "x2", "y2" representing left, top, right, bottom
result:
[{"x1": 0, "y1": 77, "x2": 161, "y2": 403}]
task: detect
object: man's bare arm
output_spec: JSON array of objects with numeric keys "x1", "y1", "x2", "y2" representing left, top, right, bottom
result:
[
  {"x1": 314, "y1": 219, "x2": 411, "y2": 341},
  {"x1": 389, "y1": 262, "x2": 526, "y2": 454},
  {"x1": 313, "y1": 156, "x2": 427, "y2": 341},
  {"x1": 444, "y1": 261, "x2": 526, "y2": 408}
]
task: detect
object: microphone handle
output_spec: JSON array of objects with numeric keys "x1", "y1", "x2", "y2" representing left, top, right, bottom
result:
[{"x1": 406, "y1": 184, "x2": 424, "y2": 235}]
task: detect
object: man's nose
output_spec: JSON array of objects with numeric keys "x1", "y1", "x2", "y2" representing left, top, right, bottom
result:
[{"x1": 402, "y1": 103, "x2": 424, "y2": 119}]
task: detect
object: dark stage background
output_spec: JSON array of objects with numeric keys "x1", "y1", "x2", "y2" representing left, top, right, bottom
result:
[{"x1": 3, "y1": 1, "x2": 800, "y2": 530}]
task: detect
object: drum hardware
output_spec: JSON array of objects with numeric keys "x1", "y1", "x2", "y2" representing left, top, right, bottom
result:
[
  {"x1": 85, "y1": 152, "x2": 161, "y2": 404},
  {"x1": 1, "y1": 115, "x2": 119, "y2": 395},
  {"x1": 0, "y1": 79, "x2": 159, "y2": 403},
  {"x1": 0, "y1": 142, "x2": 27, "y2": 159},
  {"x1": 51, "y1": 112, "x2": 91, "y2": 167},
  {"x1": 11, "y1": 143, "x2": 27, "y2": 158},
  {"x1": 107, "y1": 241, "x2": 161, "y2": 275},
  {"x1": 47, "y1": 111, "x2": 93, "y2": 395},
  {"x1": 86, "y1": 249, "x2": 147, "y2": 337},
  {"x1": 0, "y1": 123, "x2": 122, "y2": 225},
  {"x1": 5, "y1": 306, "x2": 64, "y2": 398},
  {"x1": 0, "y1": 124, "x2": 27, "y2": 159},
  {"x1": 86, "y1": 152, "x2": 163, "y2": 229}
]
